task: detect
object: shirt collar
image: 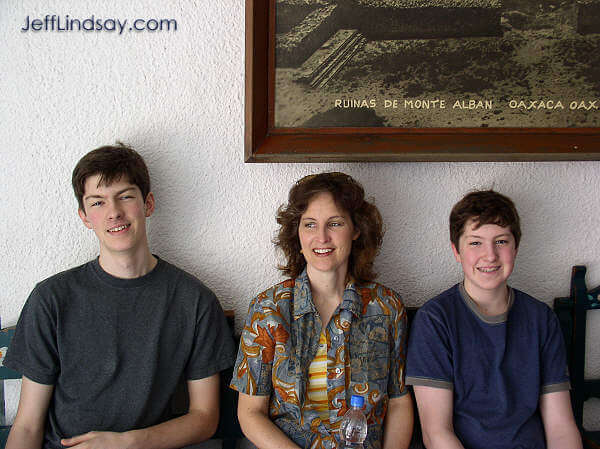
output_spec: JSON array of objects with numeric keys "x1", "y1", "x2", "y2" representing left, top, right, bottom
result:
[
  {"x1": 341, "y1": 278, "x2": 362, "y2": 317},
  {"x1": 292, "y1": 269, "x2": 315, "y2": 318},
  {"x1": 293, "y1": 268, "x2": 363, "y2": 319},
  {"x1": 458, "y1": 282, "x2": 515, "y2": 324}
]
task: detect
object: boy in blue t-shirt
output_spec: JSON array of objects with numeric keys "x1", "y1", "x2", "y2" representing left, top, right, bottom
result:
[{"x1": 406, "y1": 190, "x2": 582, "y2": 449}]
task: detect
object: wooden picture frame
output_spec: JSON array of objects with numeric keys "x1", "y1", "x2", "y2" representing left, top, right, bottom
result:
[{"x1": 245, "y1": 0, "x2": 600, "y2": 162}]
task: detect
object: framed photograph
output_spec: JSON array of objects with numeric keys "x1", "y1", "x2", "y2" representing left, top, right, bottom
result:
[{"x1": 245, "y1": 0, "x2": 600, "y2": 162}]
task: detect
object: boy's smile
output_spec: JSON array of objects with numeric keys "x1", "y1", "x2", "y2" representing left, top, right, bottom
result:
[{"x1": 452, "y1": 220, "x2": 518, "y2": 304}]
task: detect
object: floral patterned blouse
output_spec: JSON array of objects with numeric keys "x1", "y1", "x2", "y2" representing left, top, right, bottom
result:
[{"x1": 230, "y1": 269, "x2": 408, "y2": 449}]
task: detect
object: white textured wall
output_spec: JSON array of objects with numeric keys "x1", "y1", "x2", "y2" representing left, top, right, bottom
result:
[{"x1": 1, "y1": 0, "x2": 599, "y2": 431}]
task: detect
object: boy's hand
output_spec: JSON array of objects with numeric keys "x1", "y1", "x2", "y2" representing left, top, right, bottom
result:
[{"x1": 61, "y1": 431, "x2": 133, "y2": 449}]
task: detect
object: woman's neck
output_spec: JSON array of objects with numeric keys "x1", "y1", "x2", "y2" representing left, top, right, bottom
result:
[{"x1": 306, "y1": 266, "x2": 347, "y2": 327}]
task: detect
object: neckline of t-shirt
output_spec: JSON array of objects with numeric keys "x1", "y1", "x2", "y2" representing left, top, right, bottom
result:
[
  {"x1": 458, "y1": 283, "x2": 515, "y2": 325},
  {"x1": 90, "y1": 255, "x2": 163, "y2": 288}
]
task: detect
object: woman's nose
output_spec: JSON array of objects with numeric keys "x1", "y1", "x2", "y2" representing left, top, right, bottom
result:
[{"x1": 317, "y1": 226, "x2": 330, "y2": 242}]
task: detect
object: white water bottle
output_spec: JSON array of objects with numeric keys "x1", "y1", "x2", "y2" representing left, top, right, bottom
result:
[{"x1": 339, "y1": 395, "x2": 367, "y2": 449}]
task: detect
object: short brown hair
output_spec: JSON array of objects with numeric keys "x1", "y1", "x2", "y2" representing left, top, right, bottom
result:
[
  {"x1": 275, "y1": 172, "x2": 384, "y2": 282},
  {"x1": 72, "y1": 143, "x2": 150, "y2": 210},
  {"x1": 450, "y1": 189, "x2": 521, "y2": 251}
]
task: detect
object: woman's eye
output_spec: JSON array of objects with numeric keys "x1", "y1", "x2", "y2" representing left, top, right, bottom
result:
[
  {"x1": 329, "y1": 222, "x2": 342, "y2": 227},
  {"x1": 304, "y1": 222, "x2": 316, "y2": 229}
]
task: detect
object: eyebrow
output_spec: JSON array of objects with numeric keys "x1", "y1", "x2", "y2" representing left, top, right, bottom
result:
[
  {"x1": 301, "y1": 215, "x2": 346, "y2": 221},
  {"x1": 83, "y1": 187, "x2": 136, "y2": 201},
  {"x1": 465, "y1": 233, "x2": 512, "y2": 239}
]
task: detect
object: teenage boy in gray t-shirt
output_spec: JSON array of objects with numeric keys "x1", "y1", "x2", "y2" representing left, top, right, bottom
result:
[{"x1": 4, "y1": 143, "x2": 236, "y2": 449}]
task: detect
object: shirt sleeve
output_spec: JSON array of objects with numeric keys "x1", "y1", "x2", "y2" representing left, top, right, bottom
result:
[
  {"x1": 540, "y1": 309, "x2": 570, "y2": 394},
  {"x1": 229, "y1": 295, "x2": 274, "y2": 396},
  {"x1": 185, "y1": 288, "x2": 236, "y2": 380},
  {"x1": 387, "y1": 290, "x2": 408, "y2": 397},
  {"x1": 3, "y1": 286, "x2": 59, "y2": 385},
  {"x1": 405, "y1": 306, "x2": 454, "y2": 390}
]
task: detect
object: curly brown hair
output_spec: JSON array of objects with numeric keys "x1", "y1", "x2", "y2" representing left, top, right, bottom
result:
[
  {"x1": 450, "y1": 189, "x2": 521, "y2": 251},
  {"x1": 274, "y1": 172, "x2": 384, "y2": 282}
]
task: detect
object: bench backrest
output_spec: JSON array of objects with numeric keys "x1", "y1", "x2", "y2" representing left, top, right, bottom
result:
[
  {"x1": 553, "y1": 265, "x2": 600, "y2": 446},
  {"x1": 3, "y1": 294, "x2": 577, "y2": 449},
  {"x1": 0, "y1": 327, "x2": 19, "y2": 448}
]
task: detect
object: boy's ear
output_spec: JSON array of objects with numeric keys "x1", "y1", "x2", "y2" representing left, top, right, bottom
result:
[
  {"x1": 451, "y1": 242, "x2": 461, "y2": 263},
  {"x1": 144, "y1": 192, "x2": 155, "y2": 217},
  {"x1": 78, "y1": 208, "x2": 93, "y2": 229}
]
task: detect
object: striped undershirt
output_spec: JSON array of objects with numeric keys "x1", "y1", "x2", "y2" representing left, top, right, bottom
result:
[{"x1": 306, "y1": 329, "x2": 330, "y2": 424}]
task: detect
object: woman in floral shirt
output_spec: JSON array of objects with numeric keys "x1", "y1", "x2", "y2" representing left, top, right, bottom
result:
[{"x1": 230, "y1": 172, "x2": 413, "y2": 449}]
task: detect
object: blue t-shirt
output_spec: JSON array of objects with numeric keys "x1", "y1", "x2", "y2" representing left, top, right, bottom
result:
[{"x1": 406, "y1": 284, "x2": 570, "y2": 449}]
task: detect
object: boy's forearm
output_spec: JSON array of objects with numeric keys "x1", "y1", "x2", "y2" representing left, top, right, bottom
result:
[
  {"x1": 5, "y1": 424, "x2": 44, "y2": 449},
  {"x1": 6, "y1": 376, "x2": 53, "y2": 449},
  {"x1": 422, "y1": 429, "x2": 466, "y2": 449},
  {"x1": 127, "y1": 409, "x2": 218, "y2": 449},
  {"x1": 545, "y1": 426, "x2": 583, "y2": 449}
]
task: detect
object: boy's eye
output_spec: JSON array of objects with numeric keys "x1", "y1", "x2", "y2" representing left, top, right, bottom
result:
[
  {"x1": 496, "y1": 239, "x2": 508, "y2": 245},
  {"x1": 468, "y1": 241, "x2": 480, "y2": 246},
  {"x1": 90, "y1": 201, "x2": 102, "y2": 207}
]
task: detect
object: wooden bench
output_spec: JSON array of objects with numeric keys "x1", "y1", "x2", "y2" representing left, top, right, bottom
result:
[
  {"x1": 3, "y1": 287, "x2": 590, "y2": 449},
  {"x1": 554, "y1": 265, "x2": 600, "y2": 449},
  {"x1": 209, "y1": 311, "x2": 243, "y2": 449},
  {"x1": 0, "y1": 327, "x2": 18, "y2": 448}
]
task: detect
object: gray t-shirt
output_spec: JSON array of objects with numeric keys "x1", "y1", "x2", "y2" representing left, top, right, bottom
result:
[{"x1": 5, "y1": 257, "x2": 236, "y2": 449}]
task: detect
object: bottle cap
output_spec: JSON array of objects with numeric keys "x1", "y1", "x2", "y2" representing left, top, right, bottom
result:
[{"x1": 350, "y1": 395, "x2": 364, "y2": 408}]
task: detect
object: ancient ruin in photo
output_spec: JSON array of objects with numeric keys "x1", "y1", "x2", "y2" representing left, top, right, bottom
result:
[{"x1": 274, "y1": 0, "x2": 600, "y2": 128}]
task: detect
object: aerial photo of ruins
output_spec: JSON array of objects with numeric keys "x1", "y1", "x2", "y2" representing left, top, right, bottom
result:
[{"x1": 274, "y1": 0, "x2": 600, "y2": 127}]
